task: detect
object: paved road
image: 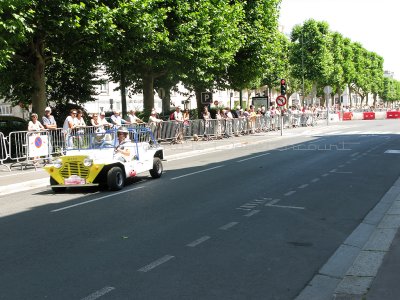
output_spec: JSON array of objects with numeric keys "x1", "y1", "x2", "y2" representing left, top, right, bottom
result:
[{"x1": 0, "y1": 120, "x2": 399, "y2": 299}]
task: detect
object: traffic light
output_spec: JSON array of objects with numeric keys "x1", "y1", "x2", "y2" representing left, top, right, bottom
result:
[{"x1": 280, "y1": 79, "x2": 286, "y2": 96}]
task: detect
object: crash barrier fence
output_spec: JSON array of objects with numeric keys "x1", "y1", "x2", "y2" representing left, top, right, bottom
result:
[
  {"x1": 0, "y1": 113, "x2": 324, "y2": 169},
  {"x1": 341, "y1": 110, "x2": 400, "y2": 121}
]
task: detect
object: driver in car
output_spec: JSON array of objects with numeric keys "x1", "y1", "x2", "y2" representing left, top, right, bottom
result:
[{"x1": 114, "y1": 127, "x2": 133, "y2": 162}]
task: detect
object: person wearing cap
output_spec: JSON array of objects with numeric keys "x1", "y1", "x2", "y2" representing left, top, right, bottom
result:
[
  {"x1": 42, "y1": 107, "x2": 57, "y2": 130},
  {"x1": 114, "y1": 127, "x2": 132, "y2": 162}
]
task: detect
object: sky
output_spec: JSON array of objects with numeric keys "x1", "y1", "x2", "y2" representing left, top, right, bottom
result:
[{"x1": 279, "y1": 0, "x2": 400, "y2": 80}]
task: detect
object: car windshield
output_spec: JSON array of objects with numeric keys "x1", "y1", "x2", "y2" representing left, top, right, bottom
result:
[{"x1": 65, "y1": 127, "x2": 156, "y2": 150}]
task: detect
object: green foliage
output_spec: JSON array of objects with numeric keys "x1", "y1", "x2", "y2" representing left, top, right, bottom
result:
[
  {"x1": 228, "y1": 0, "x2": 281, "y2": 91},
  {"x1": 290, "y1": 19, "x2": 334, "y2": 87}
]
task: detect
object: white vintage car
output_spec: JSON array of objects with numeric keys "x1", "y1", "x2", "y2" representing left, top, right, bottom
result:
[{"x1": 44, "y1": 126, "x2": 164, "y2": 192}]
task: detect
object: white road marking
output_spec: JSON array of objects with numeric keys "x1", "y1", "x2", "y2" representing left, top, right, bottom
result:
[
  {"x1": 311, "y1": 178, "x2": 320, "y2": 183},
  {"x1": 330, "y1": 169, "x2": 337, "y2": 173},
  {"x1": 331, "y1": 171, "x2": 353, "y2": 174},
  {"x1": 138, "y1": 255, "x2": 175, "y2": 272},
  {"x1": 236, "y1": 153, "x2": 270, "y2": 163},
  {"x1": 80, "y1": 286, "x2": 115, "y2": 300},
  {"x1": 219, "y1": 222, "x2": 239, "y2": 230},
  {"x1": 322, "y1": 173, "x2": 330, "y2": 177},
  {"x1": 244, "y1": 210, "x2": 260, "y2": 217},
  {"x1": 284, "y1": 191, "x2": 296, "y2": 196},
  {"x1": 166, "y1": 149, "x2": 223, "y2": 162},
  {"x1": 385, "y1": 150, "x2": 400, "y2": 154},
  {"x1": 236, "y1": 207, "x2": 251, "y2": 211},
  {"x1": 253, "y1": 199, "x2": 266, "y2": 203},
  {"x1": 266, "y1": 199, "x2": 281, "y2": 206},
  {"x1": 170, "y1": 165, "x2": 224, "y2": 180},
  {"x1": 240, "y1": 205, "x2": 257, "y2": 209},
  {"x1": 298, "y1": 184, "x2": 309, "y2": 189},
  {"x1": 338, "y1": 164, "x2": 345, "y2": 168},
  {"x1": 0, "y1": 169, "x2": 42, "y2": 178},
  {"x1": 51, "y1": 186, "x2": 145, "y2": 212},
  {"x1": 266, "y1": 204, "x2": 305, "y2": 210},
  {"x1": 351, "y1": 152, "x2": 360, "y2": 157},
  {"x1": 187, "y1": 236, "x2": 211, "y2": 247}
]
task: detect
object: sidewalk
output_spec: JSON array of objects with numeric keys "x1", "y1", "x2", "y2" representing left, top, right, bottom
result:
[{"x1": 1, "y1": 125, "x2": 400, "y2": 300}]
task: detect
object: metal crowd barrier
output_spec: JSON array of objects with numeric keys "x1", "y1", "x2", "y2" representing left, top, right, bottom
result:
[
  {"x1": 1, "y1": 113, "x2": 323, "y2": 171},
  {"x1": 0, "y1": 132, "x2": 10, "y2": 170}
]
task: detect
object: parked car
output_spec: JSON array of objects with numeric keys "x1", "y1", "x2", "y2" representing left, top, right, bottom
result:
[{"x1": 0, "y1": 115, "x2": 28, "y2": 136}]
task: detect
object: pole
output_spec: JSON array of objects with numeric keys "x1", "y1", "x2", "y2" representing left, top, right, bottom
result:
[{"x1": 326, "y1": 94, "x2": 329, "y2": 126}]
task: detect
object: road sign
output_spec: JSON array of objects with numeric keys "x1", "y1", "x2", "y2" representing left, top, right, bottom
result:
[
  {"x1": 201, "y1": 92, "x2": 213, "y2": 104},
  {"x1": 275, "y1": 95, "x2": 287, "y2": 107},
  {"x1": 324, "y1": 86, "x2": 333, "y2": 94}
]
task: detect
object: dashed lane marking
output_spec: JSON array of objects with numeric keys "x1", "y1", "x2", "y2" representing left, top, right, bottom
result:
[
  {"x1": 244, "y1": 210, "x2": 260, "y2": 217},
  {"x1": 311, "y1": 178, "x2": 320, "y2": 183},
  {"x1": 138, "y1": 255, "x2": 175, "y2": 272},
  {"x1": 186, "y1": 236, "x2": 211, "y2": 247},
  {"x1": 298, "y1": 184, "x2": 309, "y2": 189},
  {"x1": 51, "y1": 186, "x2": 145, "y2": 212},
  {"x1": 284, "y1": 191, "x2": 296, "y2": 196},
  {"x1": 80, "y1": 287, "x2": 115, "y2": 300},
  {"x1": 170, "y1": 165, "x2": 224, "y2": 180},
  {"x1": 236, "y1": 153, "x2": 270, "y2": 163},
  {"x1": 322, "y1": 173, "x2": 330, "y2": 177},
  {"x1": 219, "y1": 222, "x2": 239, "y2": 230}
]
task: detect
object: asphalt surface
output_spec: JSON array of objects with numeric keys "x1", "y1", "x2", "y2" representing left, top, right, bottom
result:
[{"x1": 0, "y1": 120, "x2": 399, "y2": 300}]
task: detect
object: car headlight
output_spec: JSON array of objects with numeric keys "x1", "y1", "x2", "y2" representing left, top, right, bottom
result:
[
  {"x1": 83, "y1": 158, "x2": 93, "y2": 167},
  {"x1": 53, "y1": 158, "x2": 62, "y2": 169}
]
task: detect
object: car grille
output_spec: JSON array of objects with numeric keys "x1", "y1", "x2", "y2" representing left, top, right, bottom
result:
[{"x1": 60, "y1": 162, "x2": 90, "y2": 178}]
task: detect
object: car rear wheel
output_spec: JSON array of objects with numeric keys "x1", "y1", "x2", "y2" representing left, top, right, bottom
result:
[
  {"x1": 107, "y1": 166, "x2": 125, "y2": 191},
  {"x1": 150, "y1": 157, "x2": 163, "y2": 178},
  {"x1": 50, "y1": 177, "x2": 66, "y2": 193}
]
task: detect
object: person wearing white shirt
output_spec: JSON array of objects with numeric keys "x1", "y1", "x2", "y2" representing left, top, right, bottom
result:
[
  {"x1": 28, "y1": 113, "x2": 45, "y2": 131},
  {"x1": 128, "y1": 110, "x2": 144, "y2": 124},
  {"x1": 111, "y1": 111, "x2": 130, "y2": 127},
  {"x1": 63, "y1": 109, "x2": 77, "y2": 148}
]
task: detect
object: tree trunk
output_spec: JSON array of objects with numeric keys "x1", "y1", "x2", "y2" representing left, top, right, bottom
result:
[
  {"x1": 162, "y1": 89, "x2": 171, "y2": 116},
  {"x1": 120, "y1": 66, "x2": 127, "y2": 118},
  {"x1": 143, "y1": 72, "x2": 155, "y2": 113},
  {"x1": 31, "y1": 39, "x2": 46, "y2": 115},
  {"x1": 195, "y1": 87, "x2": 203, "y2": 119}
]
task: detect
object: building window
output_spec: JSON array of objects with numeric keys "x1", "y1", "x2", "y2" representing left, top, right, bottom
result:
[{"x1": 100, "y1": 82, "x2": 109, "y2": 94}]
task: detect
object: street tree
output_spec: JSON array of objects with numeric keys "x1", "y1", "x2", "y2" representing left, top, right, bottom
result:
[
  {"x1": 290, "y1": 19, "x2": 334, "y2": 105},
  {"x1": 227, "y1": 0, "x2": 281, "y2": 106},
  {"x1": 0, "y1": 0, "x2": 108, "y2": 114}
]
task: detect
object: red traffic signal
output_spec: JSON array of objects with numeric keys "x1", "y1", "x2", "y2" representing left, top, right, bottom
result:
[{"x1": 280, "y1": 79, "x2": 286, "y2": 85}]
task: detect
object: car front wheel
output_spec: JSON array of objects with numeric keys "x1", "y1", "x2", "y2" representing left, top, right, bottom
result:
[
  {"x1": 50, "y1": 177, "x2": 66, "y2": 193},
  {"x1": 107, "y1": 167, "x2": 125, "y2": 191},
  {"x1": 150, "y1": 157, "x2": 163, "y2": 178}
]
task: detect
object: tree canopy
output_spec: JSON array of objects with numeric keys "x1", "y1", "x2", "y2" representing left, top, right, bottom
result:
[{"x1": 0, "y1": 1, "x2": 397, "y2": 115}]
